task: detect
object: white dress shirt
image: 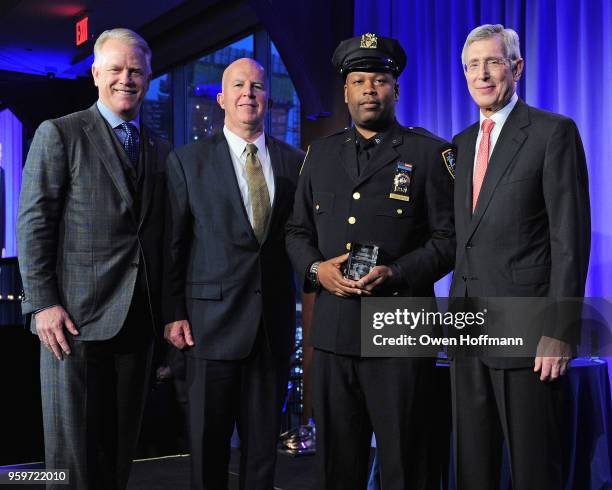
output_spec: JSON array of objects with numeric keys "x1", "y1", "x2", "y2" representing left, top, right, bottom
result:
[
  {"x1": 223, "y1": 126, "x2": 275, "y2": 227},
  {"x1": 473, "y1": 93, "x2": 519, "y2": 174}
]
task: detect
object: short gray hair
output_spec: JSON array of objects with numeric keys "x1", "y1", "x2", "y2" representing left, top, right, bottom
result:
[
  {"x1": 461, "y1": 24, "x2": 522, "y2": 67},
  {"x1": 93, "y1": 28, "x2": 152, "y2": 73}
]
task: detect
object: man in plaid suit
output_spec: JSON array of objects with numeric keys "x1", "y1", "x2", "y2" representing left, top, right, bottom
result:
[{"x1": 17, "y1": 28, "x2": 171, "y2": 490}]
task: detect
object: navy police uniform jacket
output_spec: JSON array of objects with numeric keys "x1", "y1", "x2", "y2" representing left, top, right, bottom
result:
[{"x1": 286, "y1": 121, "x2": 456, "y2": 355}]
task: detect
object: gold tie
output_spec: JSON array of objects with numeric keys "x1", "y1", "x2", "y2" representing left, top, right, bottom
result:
[{"x1": 245, "y1": 143, "x2": 271, "y2": 243}]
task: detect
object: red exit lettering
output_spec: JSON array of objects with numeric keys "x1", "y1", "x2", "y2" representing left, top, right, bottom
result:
[{"x1": 76, "y1": 17, "x2": 88, "y2": 46}]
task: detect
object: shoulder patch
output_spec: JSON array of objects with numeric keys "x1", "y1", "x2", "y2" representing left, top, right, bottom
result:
[{"x1": 441, "y1": 148, "x2": 456, "y2": 179}]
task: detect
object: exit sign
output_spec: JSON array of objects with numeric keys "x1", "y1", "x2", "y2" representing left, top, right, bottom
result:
[{"x1": 76, "y1": 17, "x2": 88, "y2": 46}]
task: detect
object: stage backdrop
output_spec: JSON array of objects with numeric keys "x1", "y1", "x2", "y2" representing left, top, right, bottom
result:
[
  {"x1": 354, "y1": 0, "x2": 612, "y2": 299},
  {"x1": 0, "y1": 109, "x2": 23, "y2": 258}
]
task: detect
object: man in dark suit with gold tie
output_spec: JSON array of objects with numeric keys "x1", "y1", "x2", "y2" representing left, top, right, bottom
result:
[
  {"x1": 163, "y1": 57, "x2": 304, "y2": 489},
  {"x1": 17, "y1": 28, "x2": 171, "y2": 490},
  {"x1": 450, "y1": 24, "x2": 590, "y2": 489}
]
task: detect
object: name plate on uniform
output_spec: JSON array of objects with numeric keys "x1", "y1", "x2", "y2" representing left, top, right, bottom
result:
[{"x1": 345, "y1": 243, "x2": 379, "y2": 280}]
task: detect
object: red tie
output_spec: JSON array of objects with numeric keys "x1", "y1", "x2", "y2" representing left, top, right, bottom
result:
[{"x1": 472, "y1": 118, "x2": 495, "y2": 212}]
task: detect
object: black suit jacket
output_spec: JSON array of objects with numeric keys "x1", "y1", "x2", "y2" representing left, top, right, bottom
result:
[
  {"x1": 17, "y1": 104, "x2": 171, "y2": 339},
  {"x1": 286, "y1": 123, "x2": 456, "y2": 355},
  {"x1": 163, "y1": 132, "x2": 304, "y2": 360},
  {"x1": 450, "y1": 99, "x2": 591, "y2": 368}
]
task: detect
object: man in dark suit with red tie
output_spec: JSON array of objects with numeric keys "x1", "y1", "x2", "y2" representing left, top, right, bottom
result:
[
  {"x1": 450, "y1": 24, "x2": 591, "y2": 489},
  {"x1": 163, "y1": 57, "x2": 304, "y2": 490}
]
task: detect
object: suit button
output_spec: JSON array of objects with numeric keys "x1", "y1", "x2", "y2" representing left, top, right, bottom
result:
[
  {"x1": 348, "y1": 216, "x2": 356, "y2": 224},
  {"x1": 352, "y1": 192, "x2": 361, "y2": 200},
  {"x1": 346, "y1": 242, "x2": 351, "y2": 251},
  {"x1": 461, "y1": 275, "x2": 468, "y2": 282},
  {"x1": 396, "y1": 208, "x2": 403, "y2": 215},
  {"x1": 254, "y1": 289, "x2": 261, "y2": 295},
  {"x1": 315, "y1": 204, "x2": 320, "y2": 210},
  {"x1": 466, "y1": 242, "x2": 473, "y2": 249}
]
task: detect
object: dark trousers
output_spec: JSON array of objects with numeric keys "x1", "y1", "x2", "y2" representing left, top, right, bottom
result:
[
  {"x1": 451, "y1": 356, "x2": 569, "y2": 490},
  {"x1": 311, "y1": 349, "x2": 437, "y2": 490},
  {"x1": 40, "y1": 293, "x2": 153, "y2": 490},
  {"x1": 186, "y1": 329, "x2": 289, "y2": 490}
]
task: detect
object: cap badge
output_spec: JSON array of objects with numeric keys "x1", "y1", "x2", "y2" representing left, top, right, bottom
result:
[{"x1": 360, "y1": 33, "x2": 378, "y2": 49}]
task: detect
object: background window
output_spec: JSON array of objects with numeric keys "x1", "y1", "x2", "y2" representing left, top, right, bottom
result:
[
  {"x1": 270, "y1": 42, "x2": 300, "y2": 147},
  {"x1": 142, "y1": 72, "x2": 172, "y2": 142},
  {"x1": 185, "y1": 35, "x2": 254, "y2": 142}
]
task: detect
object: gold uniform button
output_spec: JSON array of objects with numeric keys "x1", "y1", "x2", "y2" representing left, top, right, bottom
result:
[
  {"x1": 315, "y1": 204, "x2": 320, "y2": 210},
  {"x1": 353, "y1": 192, "x2": 361, "y2": 200},
  {"x1": 346, "y1": 242, "x2": 352, "y2": 250},
  {"x1": 348, "y1": 216, "x2": 356, "y2": 224},
  {"x1": 396, "y1": 208, "x2": 403, "y2": 215}
]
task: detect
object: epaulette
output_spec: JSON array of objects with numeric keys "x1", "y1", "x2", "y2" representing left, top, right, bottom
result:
[
  {"x1": 403, "y1": 126, "x2": 456, "y2": 179},
  {"x1": 300, "y1": 127, "x2": 352, "y2": 174},
  {"x1": 404, "y1": 126, "x2": 448, "y2": 144},
  {"x1": 324, "y1": 126, "x2": 352, "y2": 139}
]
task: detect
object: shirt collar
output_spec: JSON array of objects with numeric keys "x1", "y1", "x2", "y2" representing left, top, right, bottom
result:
[
  {"x1": 223, "y1": 126, "x2": 266, "y2": 160},
  {"x1": 96, "y1": 99, "x2": 141, "y2": 132},
  {"x1": 353, "y1": 121, "x2": 396, "y2": 148},
  {"x1": 479, "y1": 92, "x2": 518, "y2": 129}
]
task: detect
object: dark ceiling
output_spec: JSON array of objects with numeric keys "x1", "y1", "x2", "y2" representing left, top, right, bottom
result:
[
  {"x1": 0, "y1": 0, "x2": 188, "y2": 78},
  {"x1": 0, "y1": 0, "x2": 354, "y2": 135}
]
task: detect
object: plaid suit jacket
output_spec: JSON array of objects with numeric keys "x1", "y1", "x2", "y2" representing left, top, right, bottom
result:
[{"x1": 17, "y1": 104, "x2": 171, "y2": 340}]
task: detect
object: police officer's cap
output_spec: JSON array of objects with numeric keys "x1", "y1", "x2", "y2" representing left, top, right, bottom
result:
[{"x1": 332, "y1": 33, "x2": 407, "y2": 78}]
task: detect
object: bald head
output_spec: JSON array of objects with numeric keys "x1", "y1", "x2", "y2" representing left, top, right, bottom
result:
[
  {"x1": 217, "y1": 58, "x2": 269, "y2": 141},
  {"x1": 221, "y1": 58, "x2": 266, "y2": 90}
]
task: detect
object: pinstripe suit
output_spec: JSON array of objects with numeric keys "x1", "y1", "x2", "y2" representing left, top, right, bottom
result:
[{"x1": 17, "y1": 103, "x2": 171, "y2": 489}]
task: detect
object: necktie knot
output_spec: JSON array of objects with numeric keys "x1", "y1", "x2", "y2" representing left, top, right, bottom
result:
[
  {"x1": 358, "y1": 138, "x2": 377, "y2": 152},
  {"x1": 120, "y1": 121, "x2": 137, "y2": 135},
  {"x1": 246, "y1": 143, "x2": 258, "y2": 156},
  {"x1": 482, "y1": 118, "x2": 495, "y2": 134}
]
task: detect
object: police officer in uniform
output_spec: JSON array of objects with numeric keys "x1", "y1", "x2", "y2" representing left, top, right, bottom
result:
[{"x1": 286, "y1": 34, "x2": 456, "y2": 490}]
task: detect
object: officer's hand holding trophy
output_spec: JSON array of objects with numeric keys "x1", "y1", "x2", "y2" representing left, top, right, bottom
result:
[
  {"x1": 317, "y1": 253, "x2": 366, "y2": 298},
  {"x1": 355, "y1": 265, "x2": 393, "y2": 292},
  {"x1": 316, "y1": 243, "x2": 389, "y2": 297}
]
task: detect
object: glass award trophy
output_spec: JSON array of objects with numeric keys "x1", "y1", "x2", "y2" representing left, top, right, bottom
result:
[{"x1": 345, "y1": 243, "x2": 379, "y2": 280}]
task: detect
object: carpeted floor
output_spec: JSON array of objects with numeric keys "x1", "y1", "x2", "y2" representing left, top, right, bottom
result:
[{"x1": 127, "y1": 449, "x2": 317, "y2": 490}]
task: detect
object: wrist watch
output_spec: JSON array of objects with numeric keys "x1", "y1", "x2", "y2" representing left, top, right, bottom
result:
[{"x1": 308, "y1": 261, "x2": 322, "y2": 286}]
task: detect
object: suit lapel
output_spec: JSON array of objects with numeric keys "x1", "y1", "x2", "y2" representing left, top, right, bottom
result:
[
  {"x1": 82, "y1": 105, "x2": 137, "y2": 223},
  {"x1": 356, "y1": 125, "x2": 402, "y2": 186},
  {"x1": 468, "y1": 100, "x2": 530, "y2": 240},
  {"x1": 462, "y1": 125, "x2": 478, "y2": 213},
  {"x1": 262, "y1": 135, "x2": 284, "y2": 244},
  {"x1": 453, "y1": 123, "x2": 478, "y2": 265},
  {"x1": 138, "y1": 126, "x2": 157, "y2": 229},
  {"x1": 214, "y1": 134, "x2": 256, "y2": 240}
]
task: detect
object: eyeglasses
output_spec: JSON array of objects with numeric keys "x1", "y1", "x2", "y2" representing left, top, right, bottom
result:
[{"x1": 464, "y1": 58, "x2": 513, "y2": 74}]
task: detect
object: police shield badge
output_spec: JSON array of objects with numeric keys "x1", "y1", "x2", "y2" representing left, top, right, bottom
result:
[{"x1": 389, "y1": 162, "x2": 413, "y2": 201}]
